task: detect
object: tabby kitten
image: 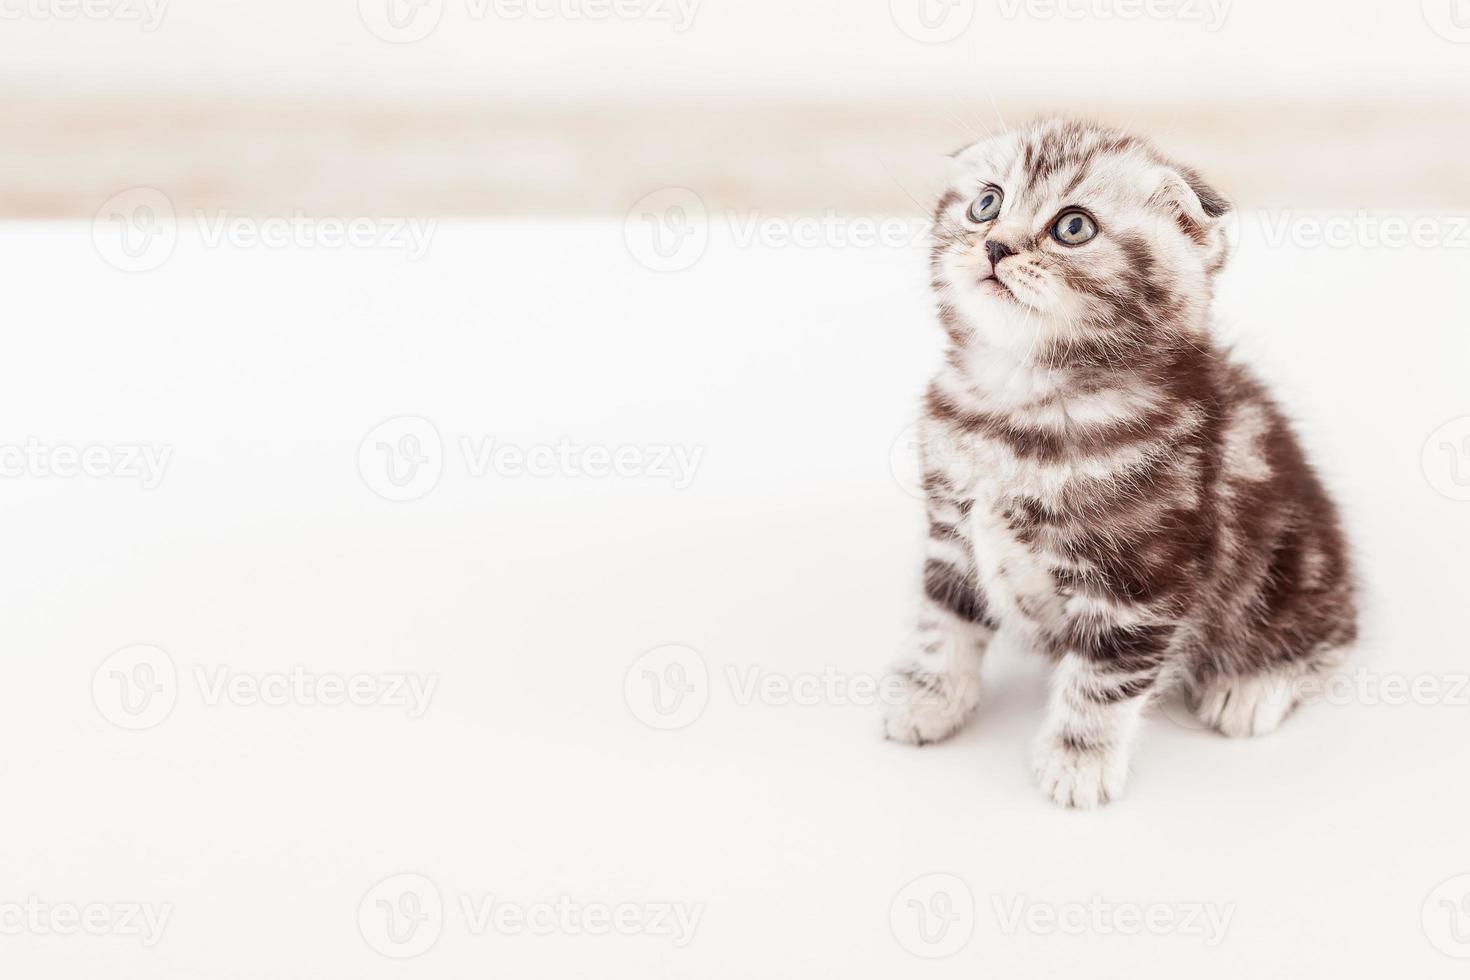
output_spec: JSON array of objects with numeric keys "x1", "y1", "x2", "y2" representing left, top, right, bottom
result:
[{"x1": 884, "y1": 119, "x2": 1356, "y2": 808}]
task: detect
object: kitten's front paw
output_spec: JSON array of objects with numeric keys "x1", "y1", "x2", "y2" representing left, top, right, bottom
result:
[
  {"x1": 1033, "y1": 737, "x2": 1129, "y2": 809},
  {"x1": 882, "y1": 668, "x2": 981, "y2": 747}
]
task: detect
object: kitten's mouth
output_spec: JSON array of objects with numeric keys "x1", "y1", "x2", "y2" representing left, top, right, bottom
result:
[{"x1": 979, "y1": 274, "x2": 1017, "y2": 301}]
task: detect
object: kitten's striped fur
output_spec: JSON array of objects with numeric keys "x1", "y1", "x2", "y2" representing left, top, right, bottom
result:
[{"x1": 884, "y1": 119, "x2": 1356, "y2": 808}]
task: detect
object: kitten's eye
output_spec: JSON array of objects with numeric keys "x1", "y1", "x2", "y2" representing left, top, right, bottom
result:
[
  {"x1": 968, "y1": 188, "x2": 1003, "y2": 223},
  {"x1": 1052, "y1": 210, "x2": 1098, "y2": 246}
]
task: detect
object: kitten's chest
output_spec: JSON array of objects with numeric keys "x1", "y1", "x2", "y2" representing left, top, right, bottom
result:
[
  {"x1": 963, "y1": 458, "x2": 1069, "y2": 630},
  {"x1": 930, "y1": 358, "x2": 1113, "y2": 629}
]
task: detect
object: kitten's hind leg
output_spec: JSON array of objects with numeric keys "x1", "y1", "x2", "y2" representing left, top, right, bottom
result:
[
  {"x1": 1194, "y1": 645, "x2": 1348, "y2": 738},
  {"x1": 1194, "y1": 671, "x2": 1301, "y2": 738}
]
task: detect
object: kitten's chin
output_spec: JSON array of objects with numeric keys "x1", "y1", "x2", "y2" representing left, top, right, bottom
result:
[
  {"x1": 951, "y1": 289, "x2": 1062, "y2": 356},
  {"x1": 962, "y1": 283, "x2": 1049, "y2": 320}
]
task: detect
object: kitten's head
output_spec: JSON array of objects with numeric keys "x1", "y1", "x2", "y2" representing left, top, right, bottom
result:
[{"x1": 932, "y1": 118, "x2": 1231, "y2": 362}]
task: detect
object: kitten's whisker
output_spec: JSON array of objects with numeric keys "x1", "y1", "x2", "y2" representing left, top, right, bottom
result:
[{"x1": 978, "y1": 82, "x2": 1010, "y2": 134}]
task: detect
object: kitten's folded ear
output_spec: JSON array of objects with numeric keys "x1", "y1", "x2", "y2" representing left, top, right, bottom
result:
[
  {"x1": 1177, "y1": 166, "x2": 1232, "y2": 221},
  {"x1": 946, "y1": 133, "x2": 1009, "y2": 176},
  {"x1": 949, "y1": 131, "x2": 1007, "y2": 159},
  {"x1": 1150, "y1": 164, "x2": 1233, "y2": 271}
]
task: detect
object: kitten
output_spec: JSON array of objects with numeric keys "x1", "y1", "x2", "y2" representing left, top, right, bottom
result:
[{"x1": 883, "y1": 118, "x2": 1356, "y2": 808}]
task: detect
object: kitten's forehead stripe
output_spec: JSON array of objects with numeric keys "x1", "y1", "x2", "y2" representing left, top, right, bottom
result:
[
  {"x1": 1012, "y1": 120, "x2": 1145, "y2": 192},
  {"x1": 1058, "y1": 166, "x2": 1089, "y2": 200}
]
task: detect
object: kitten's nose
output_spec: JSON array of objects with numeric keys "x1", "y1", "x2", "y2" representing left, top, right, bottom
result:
[{"x1": 986, "y1": 240, "x2": 1016, "y2": 267}]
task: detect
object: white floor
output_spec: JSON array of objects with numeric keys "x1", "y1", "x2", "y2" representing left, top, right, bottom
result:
[{"x1": 2, "y1": 216, "x2": 1468, "y2": 978}]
